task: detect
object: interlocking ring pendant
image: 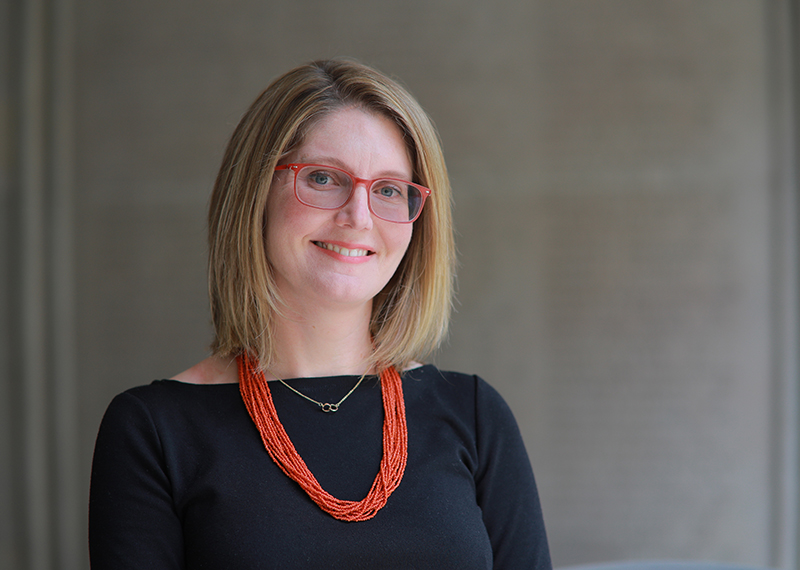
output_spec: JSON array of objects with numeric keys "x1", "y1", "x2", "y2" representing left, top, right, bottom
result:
[{"x1": 275, "y1": 374, "x2": 363, "y2": 413}]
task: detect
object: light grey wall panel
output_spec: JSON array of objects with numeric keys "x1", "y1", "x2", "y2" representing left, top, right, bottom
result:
[{"x1": 434, "y1": 0, "x2": 779, "y2": 566}]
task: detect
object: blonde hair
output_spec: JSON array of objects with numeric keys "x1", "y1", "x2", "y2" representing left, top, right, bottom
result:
[{"x1": 208, "y1": 59, "x2": 455, "y2": 371}]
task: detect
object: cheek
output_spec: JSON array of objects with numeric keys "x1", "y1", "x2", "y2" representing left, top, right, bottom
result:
[
  {"x1": 265, "y1": 213, "x2": 298, "y2": 273},
  {"x1": 264, "y1": 187, "x2": 313, "y2": 257},
  {"x1": 382, "y1": 227, "x2": 415, "y2": 292},
  {"x1": 389, "y1": 224, "x2": 414, "y2": 262}
]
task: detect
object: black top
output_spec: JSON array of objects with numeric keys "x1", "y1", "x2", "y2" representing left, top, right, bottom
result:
[{"x1": 89, "y1": 365, "x2": 551, "y2": 569}]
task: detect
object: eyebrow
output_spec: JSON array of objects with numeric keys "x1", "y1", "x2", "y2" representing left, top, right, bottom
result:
[{"x1": 299, "y1": 156, "x2": 413, "y2": 182}]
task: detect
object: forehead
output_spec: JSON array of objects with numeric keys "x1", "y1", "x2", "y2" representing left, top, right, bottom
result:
[{"x1": 294, "y1": 107, "x2": 413, "y2": 177}]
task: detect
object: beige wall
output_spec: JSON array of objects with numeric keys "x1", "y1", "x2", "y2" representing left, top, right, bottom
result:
[{"x1": 2, "y1": 1, "x2": 798, "y2": 569}]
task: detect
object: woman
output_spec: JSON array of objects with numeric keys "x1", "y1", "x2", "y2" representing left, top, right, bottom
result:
[{"x1": 89, "y1": 59, "x2": 551, "y2": 569}]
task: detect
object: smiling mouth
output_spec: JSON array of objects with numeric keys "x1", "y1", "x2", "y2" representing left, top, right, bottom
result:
[{"x1": 314, "y1": 241, "x2": 374, "y2": 257}]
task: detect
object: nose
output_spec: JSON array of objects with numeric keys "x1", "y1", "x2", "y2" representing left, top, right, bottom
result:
[{"x1": 335, "y1": 183, "x2": 373, "y2": 230}]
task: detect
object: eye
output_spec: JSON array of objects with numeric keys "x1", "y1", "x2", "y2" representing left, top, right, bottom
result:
[
  {"x1": 307, "y1": 170, "x2": 336, "y2": 186},
  {"x1": 299, "y1": 166, "x2": 352, "y2": 191},
  {"x1": 373, "y1": 182, "x2": 405, "y2": 200}
]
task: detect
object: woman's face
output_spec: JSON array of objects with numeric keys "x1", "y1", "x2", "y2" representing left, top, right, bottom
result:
[{"x1": 265, "y1": 106, "x2": 415, "y2": 315}]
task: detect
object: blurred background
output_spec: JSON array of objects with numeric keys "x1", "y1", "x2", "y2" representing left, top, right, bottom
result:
[{"x1": 2, "y1": 0, "x2": 799, "y2": 568}]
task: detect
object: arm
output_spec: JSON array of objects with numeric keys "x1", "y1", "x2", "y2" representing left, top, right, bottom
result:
[
  {"x1": 473, "y1": 378, "x2": 552, "y2": 570},
  {"x1": 89, "y1": 390, "x2": 185, "y2": 569}
]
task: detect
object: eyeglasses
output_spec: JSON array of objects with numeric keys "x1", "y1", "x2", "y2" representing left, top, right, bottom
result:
[{"x1": 275, "y1": 163, "x2": 431, "y2": 223}]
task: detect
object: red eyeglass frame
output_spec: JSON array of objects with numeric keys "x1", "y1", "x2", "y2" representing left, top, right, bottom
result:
[{"x1": 274, "y1": 163, "x2": 431, "y2": 223}]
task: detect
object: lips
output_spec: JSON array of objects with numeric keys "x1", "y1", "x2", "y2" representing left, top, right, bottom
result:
[{"x1": 313, "y1": 241, "x2": 374, "y2": 257}]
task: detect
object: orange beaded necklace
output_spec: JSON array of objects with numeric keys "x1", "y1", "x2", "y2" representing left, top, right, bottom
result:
[{"x1": 237, "y1": 352, "x2": 408, "y2": 522}]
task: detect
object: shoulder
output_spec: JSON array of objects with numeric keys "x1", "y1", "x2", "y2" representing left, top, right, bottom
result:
[
  {"x1": 402, "y1": 363, "x2": 475, "y2": 384},
  {"x1": 402, "y1": 364, "x2": 514, "y2": 420},
  {"x1": 99, "y1": 380, "x2": 242, "y2": 438},
  {"x1": 97, "y1": 382, "x2": 189, "y2": 436},
  {"x1": 171, "y1": 355, "x2": 238, "y2": 384},
  {"x1": 403, "y1": 364, "x2": 504, "y2": 398},
  {"x1": 106, "y1": 380, "x2": 205, "y2": 412},
  {"x1": 94, "y1": 380, "x2": 248, "y2": 477},
  {"x1": 401, "y1": 364, "x2": 476, "y2": 398}
]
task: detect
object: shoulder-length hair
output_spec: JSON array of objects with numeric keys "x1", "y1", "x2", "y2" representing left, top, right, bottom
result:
[{"x1": 208, "y1": 58, "x2": 455, "y2": 372}]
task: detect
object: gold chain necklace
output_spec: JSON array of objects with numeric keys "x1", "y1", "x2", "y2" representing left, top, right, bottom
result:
[{"x1": 274, "y1": 374, "x2": 365, "y2": 413}]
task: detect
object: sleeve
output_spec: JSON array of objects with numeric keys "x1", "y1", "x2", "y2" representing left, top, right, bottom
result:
[
  {"x1": 473, "y1": 377, "x2": 552, "y2": 570},
  {"x1": 89, "y1": 390, "x2": 185, "y2": 569}
]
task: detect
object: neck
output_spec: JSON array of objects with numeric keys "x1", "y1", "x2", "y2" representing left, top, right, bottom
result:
[{"x1": 268, "y1": 302, "x2": 375, "y2": 379}]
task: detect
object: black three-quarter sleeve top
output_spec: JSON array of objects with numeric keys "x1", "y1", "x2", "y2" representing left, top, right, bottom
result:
[{"x1": 89, "y1": 365, "x2": 551, "y2": 569}]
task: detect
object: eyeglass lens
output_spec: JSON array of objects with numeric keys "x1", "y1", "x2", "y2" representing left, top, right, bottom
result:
[{"x1": 294, "y1": 165, "x2": 424, "y2": 222}]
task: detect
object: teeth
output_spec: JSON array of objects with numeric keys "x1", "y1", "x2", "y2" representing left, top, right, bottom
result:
[{"x1": 315, "y1": 241, "x2": 370, "y2": 257}]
